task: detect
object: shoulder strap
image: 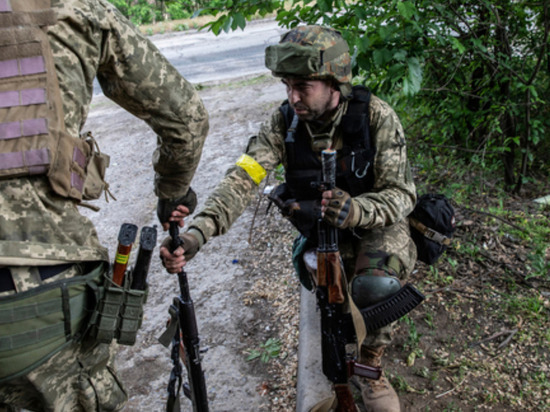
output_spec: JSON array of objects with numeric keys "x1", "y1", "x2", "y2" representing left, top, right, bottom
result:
[
  {"x1": 280, "y1": 101, "x2": 299, "y2": 165},
  {"x1": 338, "y1": 86, "x2": 372, "y2": 150}
]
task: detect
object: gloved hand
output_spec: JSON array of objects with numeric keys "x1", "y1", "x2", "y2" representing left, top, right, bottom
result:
[
  {"x1": 157, "y1": 187, "x2": 198, "y2": 227},
  {"x1": 321, "y1": 187, "x2": 361, "y2": 229},
  {"x1": 159, "y1": 231, "x2": 201, "y2": 273}
]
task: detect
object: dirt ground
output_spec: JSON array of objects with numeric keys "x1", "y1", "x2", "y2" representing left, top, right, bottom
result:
[
  {"x1": 82, "y1": 74, "x2": 301, "y2": 412},
  {"x1": 82, "y1": 73, "x2": 550, "y2": 412}
]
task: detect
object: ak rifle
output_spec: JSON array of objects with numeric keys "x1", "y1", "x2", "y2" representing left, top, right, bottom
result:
[
  {"x1": 315, "y1": 149, "x2": 425, "y2": 410},
  {"x1": 159, "y1": 222, "x2": 208, "y2": 412},
  {"x1": 316, "y1": 149, "x2": 378, "y2": 410}
]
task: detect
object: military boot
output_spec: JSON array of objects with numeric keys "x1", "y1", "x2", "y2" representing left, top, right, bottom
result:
[{"x1": 358, "y1": 345, "x2": 400, "y2": 412}]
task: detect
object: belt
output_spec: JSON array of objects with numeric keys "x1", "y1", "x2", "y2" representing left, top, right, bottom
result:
[{"x1": 0, "y1": 264, "x2": 73, "y2": 293}]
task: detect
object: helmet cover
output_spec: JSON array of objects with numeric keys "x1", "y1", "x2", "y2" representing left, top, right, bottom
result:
[{"x1": 265, "y1": 25, "x2": 352, "y2": 96}]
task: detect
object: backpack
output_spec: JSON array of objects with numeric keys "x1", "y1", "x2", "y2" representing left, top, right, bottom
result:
[{"x1": 409, "y1": 193, "x2": 456, "y2": 265}]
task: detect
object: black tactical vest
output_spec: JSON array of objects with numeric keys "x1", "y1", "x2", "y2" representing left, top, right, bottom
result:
[{"x1": 280, "y1": 85, "x2": 376, "y2": 201}]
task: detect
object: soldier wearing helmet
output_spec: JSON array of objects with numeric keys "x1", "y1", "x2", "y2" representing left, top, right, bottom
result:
[{"x1": 161, "y1": 25, "x2": 417, "y2": 412}]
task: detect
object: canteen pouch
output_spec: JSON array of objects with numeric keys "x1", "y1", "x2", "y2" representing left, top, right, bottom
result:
[{"x1": 88, "y1": 272, "x2": 147, "y2": 346}]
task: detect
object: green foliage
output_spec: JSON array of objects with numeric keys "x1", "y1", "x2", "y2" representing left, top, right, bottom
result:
[
  {"x1": 108, "y1": 0, "x2": 130, "y2": 17},
  {"x1": 108, "y1": 0, "x2": 161, "y2": 25},
  {"x1": 246, "y1": 337, "x2": 281, "y2": 363},
  {"x1": 197, "y1": 0, "x2": 280, "y2": 34},
  {"x1": 199, "y1": 0, "x2": 549, "y2": 191},
  {"x1": 166, "y1": 2, "x2": 192, "y2": 20}
]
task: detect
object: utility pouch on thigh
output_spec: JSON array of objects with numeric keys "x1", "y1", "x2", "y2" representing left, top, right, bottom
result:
[{"x1": 88, "y1": 273, "x2": 148, "y2": 346}]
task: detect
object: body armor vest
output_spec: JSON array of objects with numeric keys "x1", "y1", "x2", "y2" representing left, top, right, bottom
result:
[
  {"x1": 281, "y1": 85, "x2": 375, "y2": 201},
  {"x1": 0, "y1": 0, "x2": 91, "y2": 200},
  {"x1": 275, "y1": 85, "x2": 376, "y2": 240}
]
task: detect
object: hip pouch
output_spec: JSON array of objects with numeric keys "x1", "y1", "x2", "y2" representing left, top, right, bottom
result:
[
  {"x1": 88, "y1": 271, "x2": 148, "y2": 346},
  {"x1": 0, "y1": 262, "x2": 104, "y2": 383}
]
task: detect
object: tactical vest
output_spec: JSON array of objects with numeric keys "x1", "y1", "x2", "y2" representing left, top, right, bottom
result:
[
  {"x1": 0, "y1": 0, "x2": 92, "y2": 200},
  {"x1": 281, "y1": 85, "x2": 376, "y2": 201}
]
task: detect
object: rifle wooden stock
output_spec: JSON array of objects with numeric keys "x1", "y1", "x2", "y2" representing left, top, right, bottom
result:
[
  {"x1": 334, "y1": 384, "x2": 356, "y2": 412},
  {"x1": 317, "y1": 250, "x2": 345, "y2": 304}
]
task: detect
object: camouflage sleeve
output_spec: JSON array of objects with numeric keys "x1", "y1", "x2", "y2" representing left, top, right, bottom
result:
[
  {"x1": 352, "y1": 95, "x2": 416, "y2": 229},
  {"x1": 95, "y1": 0, "x2": 209, "y2": 199},
  {"x1": 188, "y1": 110, "x2": 285, "y2": 243}
]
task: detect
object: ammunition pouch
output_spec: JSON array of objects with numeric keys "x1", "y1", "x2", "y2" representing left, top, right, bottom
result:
[{"x1": 88, "y1": 272, "x2": 148, "y2": 346}]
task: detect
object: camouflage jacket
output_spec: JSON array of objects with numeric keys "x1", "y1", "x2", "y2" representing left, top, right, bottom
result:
[
  {"x1": 50, "y1": 0, "x2": 209, "y2": 200},
  {"x1": 0, "y1": 0, "x2": 208, "y2": 266},
  {"x1": 188, "y1": 93, "x2": 416, "y2": 245}
]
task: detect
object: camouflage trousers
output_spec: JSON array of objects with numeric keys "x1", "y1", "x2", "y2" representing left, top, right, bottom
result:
[
  {"x1": 342, "y1": 218, "x2": 417, "y2": 348},
  {"x1": 0, "y1": 340, "x2": 127, "y2": 412},
  {"x1": 302, "y1": 219, "x2": 416, "y2": 349}
]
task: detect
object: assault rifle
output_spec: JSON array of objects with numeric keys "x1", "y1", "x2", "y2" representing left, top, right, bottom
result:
[
  {"x1": 316, "y1": 149, "x2": 424, "y2": 410},
  {"x1": 159, "y1": 222, "x2": 208, "y2": 412}
]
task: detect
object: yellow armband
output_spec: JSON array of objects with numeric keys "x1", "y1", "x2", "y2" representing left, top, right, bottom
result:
[{"x1": 235, "y1": 154, "x2": 266, "y2": 185}]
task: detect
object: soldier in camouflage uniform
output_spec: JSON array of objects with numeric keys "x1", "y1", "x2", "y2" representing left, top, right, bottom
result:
[
  {"x1": 161, "y1": 25, "x2": 416, "y2": 412},
  {"x1": 0, "y1": 0, "x2": 208, "y2": 410}
]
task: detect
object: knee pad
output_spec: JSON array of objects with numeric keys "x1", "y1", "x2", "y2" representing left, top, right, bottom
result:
[{"x1": 351, "y1": 251, "x2": 403, "y2": 309}]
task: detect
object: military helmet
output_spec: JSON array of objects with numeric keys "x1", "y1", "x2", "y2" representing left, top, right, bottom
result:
[{"x1": 265, "y1": 25, "x2": 352, "y2": 97}]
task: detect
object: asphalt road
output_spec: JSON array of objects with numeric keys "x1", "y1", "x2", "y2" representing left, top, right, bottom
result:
[{"x1": 94, "y1": 18, "x2": 286, "y2": 95}]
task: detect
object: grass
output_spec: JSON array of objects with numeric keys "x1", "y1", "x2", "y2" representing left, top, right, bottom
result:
[{"x1": 246, "y1": 337, "x2": 282, "y2": 363}]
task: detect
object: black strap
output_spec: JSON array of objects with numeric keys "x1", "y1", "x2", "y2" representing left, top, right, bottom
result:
[
  {"x1": 38, "y1": 263, "x2": 73, "y2": 280},
  {"x1": 0, "y1": 268, "x2": 15, "y2": 293},
  {"x1": 60, "y1": 283, "x2": 71, "y2": 340},
  {"x1": 285, "y1": 113, "x2": 299, "y2": 166}
]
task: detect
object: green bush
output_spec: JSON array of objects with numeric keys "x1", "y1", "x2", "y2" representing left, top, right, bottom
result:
[{"x1": 167, "y1": 3, "x2": 191, "y2": 20}]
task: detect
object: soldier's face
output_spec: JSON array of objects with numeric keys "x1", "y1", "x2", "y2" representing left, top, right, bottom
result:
[{"x1": 282, "y1": 78, "x2": 340, "y2": 122}]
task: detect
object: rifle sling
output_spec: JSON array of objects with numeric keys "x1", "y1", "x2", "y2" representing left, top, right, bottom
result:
[{"x1": 341, "y1": 283, "x2": 425, "y2": 342}]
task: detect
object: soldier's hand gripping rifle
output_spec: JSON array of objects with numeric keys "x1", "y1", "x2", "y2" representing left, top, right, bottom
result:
[
  {"x1": 159, "y1": 222, "x2": 208, "y2": 412},
  {"x1": 316, "y1": 150, "x2": 424, "y2": 411}
]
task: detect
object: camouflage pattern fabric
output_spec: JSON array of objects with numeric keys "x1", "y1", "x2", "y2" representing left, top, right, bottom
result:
[
  {"x1": 0, "y1": 177, "x2": 108, "y2": 272},
  {"x1": 0, "y1": 0, "x2": 208, "y2": 409},
  {"x1": 49, "y1": 0, "x2": 209, "y2": 201},
  {"x1": 187, "y1": 90, "x2": 416, "y2": 348},
  {"x1": 279, "y1": 25, "x2": 352, "y2": 85},
  {"x1": 189, "y1": 93, "x2": 416, "y2": 250},
  {"x1": 0, "y1": 341, "x2": 127, "y2": 412}
]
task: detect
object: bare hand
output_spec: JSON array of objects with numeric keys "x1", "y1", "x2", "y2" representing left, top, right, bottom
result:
[
  {"x1": 159, "y1": 231, "x2": 200, "y2": 273},
  {"x1": 159, "y1": 242, "x2": 186, "y2": 274},
  {"x1": 161, "y1": 205, "x2": 190, "y2": 231}
]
